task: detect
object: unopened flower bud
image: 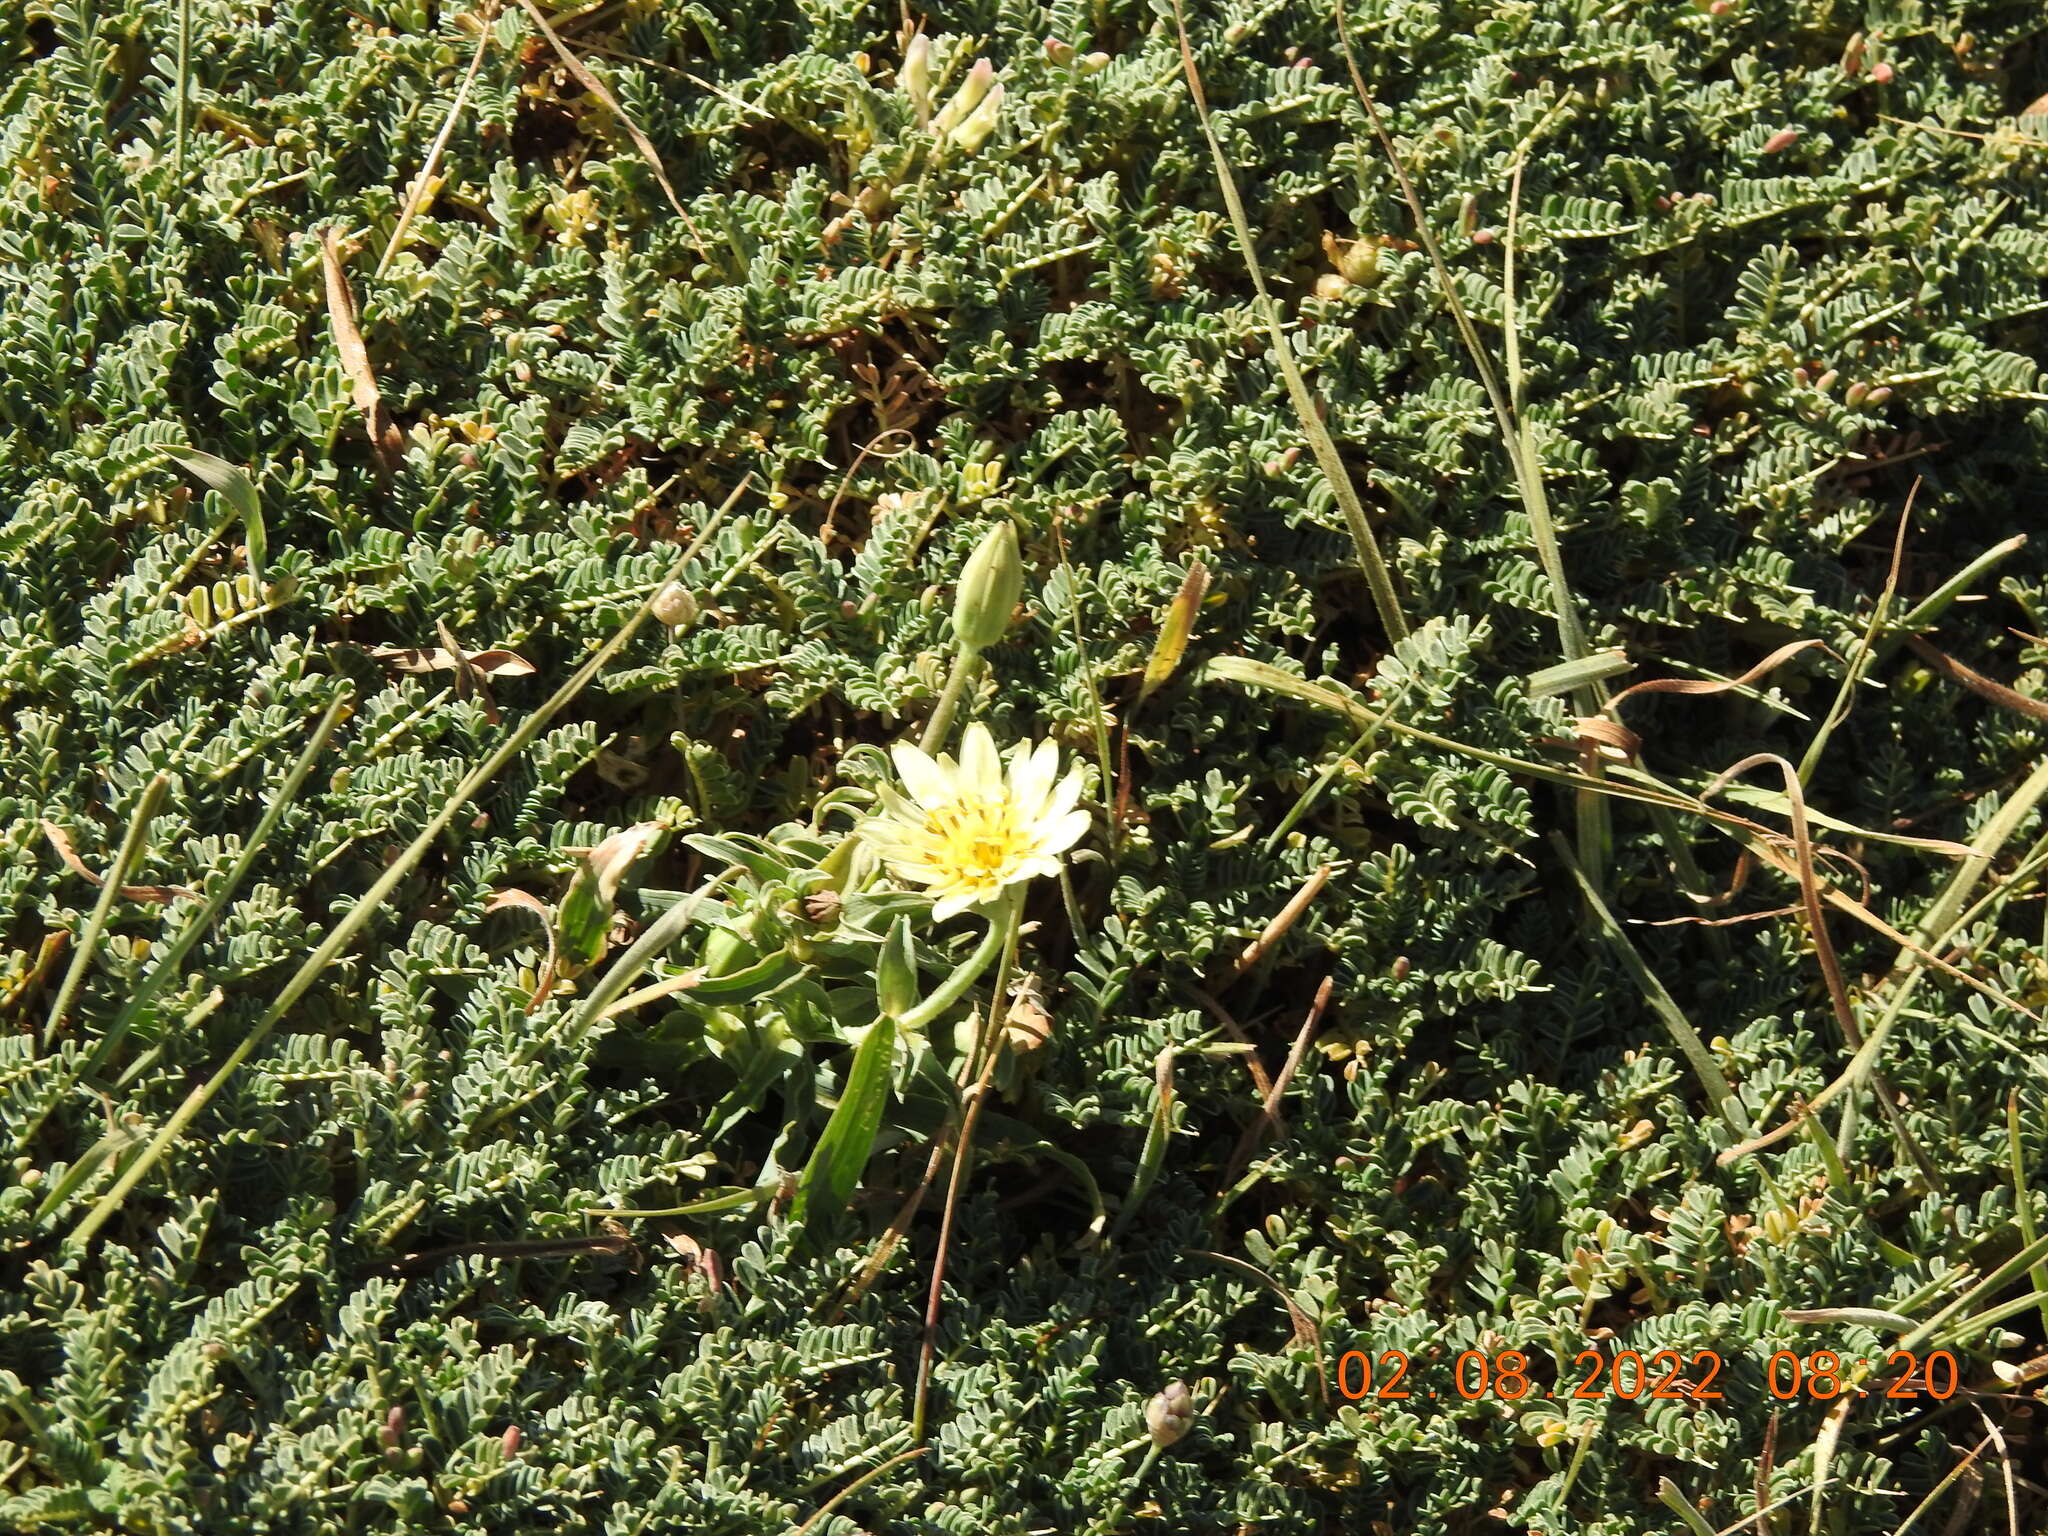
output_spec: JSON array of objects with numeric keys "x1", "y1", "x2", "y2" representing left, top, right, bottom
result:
[
  {"x1": 952, "y1": 520, "x2": 1022, "y2": 653},
  {"x1": 502, "y1": 1425, "x2": 522, "y2": 1457},
  {"x1": 1079, "y1": 52, "x2": 1111, "y2": 72},
  {"x1": 900, "y1": 34, "x2": 933, "y2": 118},
  {"x1": 876, "y1": 915, "x2": 918, "y2": 1021},
  {"x1": 1043, "y1": 37, "x2": 1074, "y2": 65},
  {"x1": 1146, "y1": 1381, "x2": 1195, "y2": 1448},
  {"x1": 1762, "y1": 127, "x2": 1800, "y2": 155},
  {"x1": 949, "y1": 81, "x2": 1005, "y2": 154},
  {"x1": 932, "y1": 58, "x2": 994, "y2": 139},
  {"x1": 652, "y1": 583, "x2": 699, "y2": 627}
]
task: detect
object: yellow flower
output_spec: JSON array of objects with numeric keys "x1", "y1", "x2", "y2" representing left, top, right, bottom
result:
[{"x1": 862, "y1": 724, "x2": 1087, "y2": 920}]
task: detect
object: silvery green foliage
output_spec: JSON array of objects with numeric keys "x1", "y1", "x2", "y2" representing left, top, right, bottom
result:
[{"x1": 7, "y1": 0, "x2": 2048, "y2": 1528}]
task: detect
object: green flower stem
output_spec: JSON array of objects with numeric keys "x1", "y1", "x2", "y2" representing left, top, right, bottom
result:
[
  {"x1": 1092, "y1": 1443, "x2": 1165, "y2": 1536},
  {"x1": 912, "y1": 887, "x2": 1025, "y2": 1443},
  {"x1": 899, "y1": 916, "x2": 1007, "y2": 1034},
  {"x1": 919, "y1": 645, "x2": 982, "y2": 755}
]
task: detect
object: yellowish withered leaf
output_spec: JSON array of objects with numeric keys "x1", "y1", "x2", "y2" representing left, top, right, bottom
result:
[{"x1": 1136, "y1": 561, "x2": 1209, "y2": 706}]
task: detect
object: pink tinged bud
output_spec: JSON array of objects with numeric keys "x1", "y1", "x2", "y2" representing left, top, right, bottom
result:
[
  {"x1": 949, "y1": 81, "x2": 1005, "y2": 154},
  {"x1": 502, "y1": 1425, "x2": 522, "y2": 1457},
  {"x1": 1043, "y1": 37, "x2": 1074, "y2": 65},
  {"x1": 1762, "y1": 128, "x2": 1800, "y2": 155},
  {"x1": 1471, "y1": 229, "x2": 1496, "y2": 244},
  {"x1": 1080, "y1": 52, "x2": 1111, "y2": 73},
  {"x1": 1869, "y1": 60, "x2": 1893, "y2": 84},
  {"x1": 1866, "y1": 386, "x2": 1892, "y2": 406},
  {"x1": 932, "y1": 58, "x2": 994, "y2": 138}
]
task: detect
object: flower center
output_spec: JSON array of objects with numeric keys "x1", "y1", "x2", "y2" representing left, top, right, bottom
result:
[{"x1": 930, "y1": 798, "x2": 1025, "y2": 880}]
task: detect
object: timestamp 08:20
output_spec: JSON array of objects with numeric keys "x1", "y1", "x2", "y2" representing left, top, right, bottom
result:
[{"x1": 1335, "y1": 1348, "x2": 1963, "y2": 1403}]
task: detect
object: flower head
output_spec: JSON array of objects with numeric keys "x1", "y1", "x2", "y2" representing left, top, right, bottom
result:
[{"x1": 862, "y1": 724, "x2": 1087, "y2": 920}]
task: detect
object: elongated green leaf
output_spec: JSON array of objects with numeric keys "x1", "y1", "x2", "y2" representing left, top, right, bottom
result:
[
  {"x1": 793, "y1": 1016, "x2": 896, "y2": 1225},
  {"x1": 164, "y1": 445, "x2": 266, "y2": 586},
  {"x1": 1526, "y1": 649, "x2": 1631, "y2": 699}
]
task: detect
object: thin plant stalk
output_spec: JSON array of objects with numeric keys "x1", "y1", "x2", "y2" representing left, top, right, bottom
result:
[
  {"x1": 919, "y1": 648, "x2": 981, "y2": 754},
  {"x1": 376, "y1": 14, "x2": 495, "y2": 278},
  {"x1": 1165, "y1": 0, "x2": 1408, "y2": 646},
  {"x1": 912, "y1": 887, "x2": 1024, "y2": 1442},
  {"x1": 68, "y1": 480, "x2": 749, "y2": 1248},
  {"x1": 42, "y1": 775, "x2": 170, "y2": 1052}
]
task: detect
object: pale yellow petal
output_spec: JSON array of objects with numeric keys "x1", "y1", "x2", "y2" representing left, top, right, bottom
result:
[
  {"x1": 890, "y1": 740, "x2": 956, "y2": 811},
  {"x1": 958, "y1": 723, "x2": 1001, "y2": 796},
  {"x1": 1034, "y1": 808, "x2": 1090, "y2": 857},
  {"x1": 1007, "y1": 737, "x2": 1058, "y2": 818}
]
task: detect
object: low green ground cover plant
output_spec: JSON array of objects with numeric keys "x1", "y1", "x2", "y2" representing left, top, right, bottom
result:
[{"x1": 8, "y1": 0, "x2": 2048, "y2": 1529}]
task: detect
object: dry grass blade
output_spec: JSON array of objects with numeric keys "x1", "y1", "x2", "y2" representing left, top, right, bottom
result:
[
  {"x1": 1904, "y1": 633, "x2": 2048, "y2": 724},
  {"x1": 513, "y1": 0, "x2": 708, "y2": 250},
  {"x1": 1164, "y1": 0, "x2": 1408, "y2": 644},
  {"x1": 1219, "y1": 974, "x2": 1333, "y2": 1192},
  {"x1": 1721, "y1": 756, "x2": 2048, "y2": 1165},
  {"x1": 1185, "y1": 1248, "x2": 1328, "y2": 1405},
  {"x1": 484, "y1": 888, "x2": 560, "y2": 1012},
  {"x1": 1887, "y1": 1431, "x2": 1993, "y2": 1536},
  {"x1": 1232, "y1": 863, "x2": 1332, "y2": 979},
  {"x1": 1611, "y1": 640, "x2": 1829, "y2": 709},
  {"x1": 320, "y1": 229, "x2": 405, "y2": 475},
  {"x1": 376, "y1": 13, "x2": 494, "y2": 278}
]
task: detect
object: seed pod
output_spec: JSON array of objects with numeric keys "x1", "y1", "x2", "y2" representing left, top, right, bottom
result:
[
  {"x1": 1869, "y1": 60, "x2": 1893, "y2": 84},
  {"x1": 952, "y1": 520, "x2": 1023, "y2": 653},
  {"x1": 1865, "y1": 386, "x2": 1892, "y2": 406},
  {"x1": 1043, "y1": 37, "x2": 1075, "y2": 65},
  {"x1": 502, "y1": 1425, "x2": 522, "y2": 1458},
  {"x1": 1844, "y1": 381, "x2": 1867, "y2": 407},
  {"x1": 1146, "y1": 1381, "x2": 1195, "y2": 1448},
  {"x1": 1841, "y1": 31, "x2": 1865, "y2": 76},
  {"x1": 1079, "y1": 52, "x2": 1110, "y2": 72},
  {"x1": 652, "y1": 583, "x2": 699, "y2": 627},
  {"x1": 1761, "y1": 127, "x2": 1800, "y2": 155},
  {"x1": 1392, "y1": 955, "x2": 1411, "y2": 980}
]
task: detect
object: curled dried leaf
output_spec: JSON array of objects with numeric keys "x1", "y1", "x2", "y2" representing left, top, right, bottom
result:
[
  {"x1": 41, "y1": 822, "x2": 197, "y2": 903},
  {"x1": 366, "y1": 645, "x2": 536, "y2": 676}
]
